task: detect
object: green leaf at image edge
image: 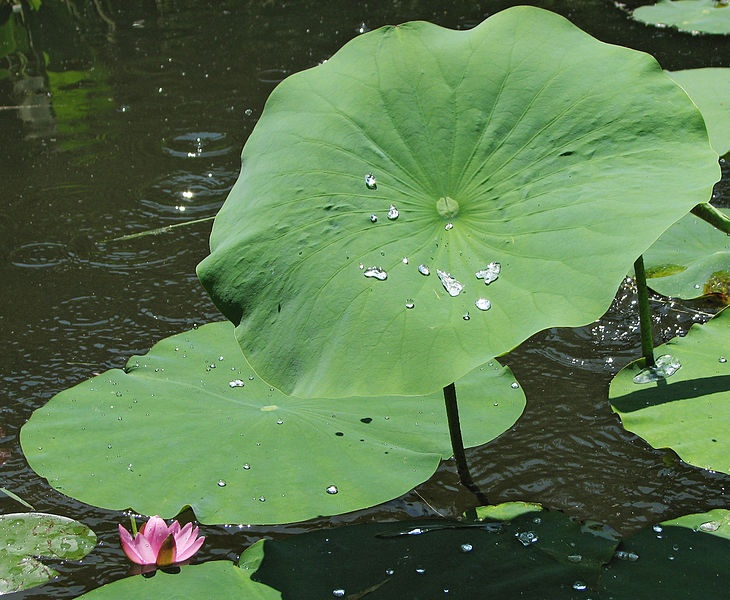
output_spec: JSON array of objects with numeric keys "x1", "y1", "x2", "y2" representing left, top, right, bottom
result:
[
  {"x1": 609, "y1": 308, "x2": 730, "y2": 474},
  {"x1": 642, "y1": 207, "x2": 730, "y2": 301},
  {"x1": 633, "y1": 0, "x2": 730, "y2": 35},
  {"x1": 668, "y1": 68, "x2": 730, "y2": 156},
  {"x1": 0, "y1": 512, "x2": 96, "y2": 594},
  {"x1": 21, "y1": 322, "x2": 525, "y2": 525},
  {"x1": 198, "y1": 6, "x2": 718, "y2": 399}
]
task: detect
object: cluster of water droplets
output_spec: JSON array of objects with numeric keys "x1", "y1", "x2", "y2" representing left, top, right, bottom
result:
[
  {"x1": 360, "y1": 171, "x2": 505, "y2": 319},
  {"x1": 632, "y1": 354, "x2": 682, "y2": 384}
]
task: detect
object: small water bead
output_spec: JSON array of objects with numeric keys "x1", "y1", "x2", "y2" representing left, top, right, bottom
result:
[
  {"x1": 415, "y1": 568, "x2": 426, "y2": 574},
  {"x1": 444, "y1": 222, "x2": 453, "y2": 231},
  {"x1": 614, "y1": 550, "x2": 639, "y2": 561},
  {"x1": 699, "y1": 521, "x2": 721, "y2": 532},
  {"x1": 516, "y1": 531, "x2": 538, "y2": 546},
  {"x1": 370, "y1": 214, "x2": 378, "y2": 223},
  {"x1": 567, "y1": 554, "x2": 582, "y2": 563},
  {"x1": 363, "y1": 266, "x2": 388, "y2": 280},
  {"x1": 402, "y1": 257, "x2": 408, "y2": 264},
  {"x1": 405, "y1": 299, "x2": 415, "y2": 309},
  {"x1": 332, "y1": 589, "x2": 346, "y2": 598},
  {"x1": 459, "y1": 543, "x2": 473, "y2": 553},
  {"x1": 259, "y1": 496, "x2": 266, "y2": 502},
  {"x1": 365, "y1": 173, "x2": 377, "y2": 189},
  {"x1": 720, "y1": 357, "x2": 727, "y2": 363},
  {"x1": 633, "y1": 355, "x2": 681, "y2": 384},
  {"x1": 510, "y1": 382, "x2": 520, "y2": 389},
  {"x1": 418, "y1": 264, "x2": 430, "y2": 276},
  {"x1": 243, "y1": 463, "x2": 251, "y2": 470},
  {"x1": 276, "y1": 419, "x2": 284, "y2": 425},
  {"x1": 326, "y1": 485, "x2": 339, "y2": 494},
  {"x1": 229, "y1": 379, "x2": 245, "y2": 388},
  {"x1": 385, "y1": 569, "x2": 395, "y2": 576},
  {"x1": 387, "y1": 205, "x2": 399, "y2": 220},
  {"x1": 436, "y1": 269, "x2": 464, "y2": 296},
  {"x1": 572, "y1": 581, "x2": 588, "y2": 591},
  {"x1": 462, "y1": 312, "x2": 470, "y2": 321},
  {"x1": 217, "y1": 480, "x2": 227, "y2": 487},
  {"x1": 475, "y1": 262, "x2": 501, "y2": 285},
  {"x1": 475, "y1": 297, "x2": 491, "y2": 311}
]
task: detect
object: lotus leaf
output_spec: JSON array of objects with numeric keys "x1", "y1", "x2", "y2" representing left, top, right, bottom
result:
[
  {"x1": 609, "y1": 309, "x2": 730, "y2": 474},
  {"x1": 21, "y1": 322, "x2": 525, "y2": 525},
  {"x1": 632, "y1": 0, "x2": 730, "y2": 35},
  {"x1": 600, "y1": 510, "x2": 730, "y2": 597},
  {"x1": 197, "y1": 6, "x2": 718, "y2": 399},
  {"x1": 642, "y1": 208, "x2": 729, "y2": 301},
  {"x1": 78, "y1": 542, "x2": 279, "y2": 599},
  {"x1": 0, "y1": 512, "x2": 97, "y2": 594},
  {"x1": 668, "y1": 68, "x2": 730, "y2": 155},
  {"x1": 251, "y1": 509, "x2": 619, "y2": 598}
]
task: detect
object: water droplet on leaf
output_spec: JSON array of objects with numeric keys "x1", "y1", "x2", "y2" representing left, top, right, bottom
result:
[
  {"x1": 516, "y1": 531, "x2": 538, "y2": 546},
  {"x1": 243, "y1": 463, "x2": 251, "y2": 470},
  {"x1": 436, "y1": 269, "x2": 463, "y2": 296},
  {"x1": 462, "y1": 312, "x2": 470, "y2": 321},
  {"x1": 475, "y1": 297, "x2": 491, "y2": 311},
  {"x1": 459, "y1": 543, "x2": 473, "y2": 553},
  {"x1": 387, "y1": 205, "x2": 399, "y2": 220},
  {"x1": 572, "y1": 581, "x2": 587, "y2": 591},
  {"x1": 364, "y1": 266, "x2": 387, "y2": 280},
  {"x1": 405, "y1": 299, "x2": 415, "y2": 309},
  {"x1": 444, "y1": 222, "x2": 453, "y2": 231},
  {"x1": 418, "y1": 264, "x2": 430, "y2": 276},
  {"x1": 332, "y1": 589, "x2": 346, "y2": 598},
  {"x1": 229, "y1": 379, "x2": 245, "y2": 388},
  {"x1": 365, "y1": 173, "x2": 377, "y2": 189},
  {"x1": 699, "y1": 521, "x2": 721, "y2": 532},
  {"x1": 633, "y1": 355, "x2": 681, "y2": 384},
  {"x1": 370, "y1": 214, "x2": 378, "y2": 223},
  {"x1": 326, "y1": 485, "x2": 339, "y2": 495},
  {"x1": 217, "y1": 480, "x2": 227, "y2": 487},
  {"x1": 475, "y1": 262, "x2": 501, "y2": 285}
]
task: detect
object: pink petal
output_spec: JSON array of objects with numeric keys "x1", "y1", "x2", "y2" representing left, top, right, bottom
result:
[
  {"x1": 118, "y1": 524, "x2": 157, "y2": 565},
  {"x1": 174, "y1": 533, "x2": 205, "y2": 563},
  {"x1": 141, "y1": 516, "x2": 173, "y2": 556},
  {"x1": 173, "y1": 522, "x2": 196, "y2": 548}
]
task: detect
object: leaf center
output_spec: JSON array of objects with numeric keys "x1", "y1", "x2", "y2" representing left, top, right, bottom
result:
[{"x1": 436, "y1": 196, "x2": 459, "y2": 219}]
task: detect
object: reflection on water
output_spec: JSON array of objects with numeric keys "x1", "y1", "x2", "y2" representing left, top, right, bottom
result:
[{"x1": 0, "y1": 1, "x2": 729, "y2": 597}]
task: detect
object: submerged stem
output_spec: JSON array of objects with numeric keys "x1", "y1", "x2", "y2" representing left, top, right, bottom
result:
[
  {"x1": 633, "y1": 255, "x2": 655, "y2": 368},
  {"x1": 443, "y1": 383, "x2": 488, "y2": 505}
]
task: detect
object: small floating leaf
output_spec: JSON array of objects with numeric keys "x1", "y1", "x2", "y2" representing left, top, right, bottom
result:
[
  {"x1": 0, "y1": 513, "x2": 96, "y2": 594},
  {"x1": 632, "y1": 0, "x2": 730, "y2": 35}
]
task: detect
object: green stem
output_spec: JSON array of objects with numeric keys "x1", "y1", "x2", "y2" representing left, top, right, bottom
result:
[
  {"x1": 691, "y1": 203, "x2": 730, "y2": 234},
  {"x1": 443, "y1": 383, "x2": 488, "y2": 505},
  {"x1": 633, "y1": 255, "x2": 655, "y2": 368}
]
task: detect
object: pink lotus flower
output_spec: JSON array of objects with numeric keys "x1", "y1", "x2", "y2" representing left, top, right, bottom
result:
[{"x1": 118, "y1": 516, "x2": 205, "y2": 567}]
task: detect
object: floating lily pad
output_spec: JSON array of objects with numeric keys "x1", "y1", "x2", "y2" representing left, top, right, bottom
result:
[
  {"x1": 198, "y1": 6, "x2": 718, "y2": 399},
  {"x1": 632, "y1": 0, "x2": 730, "y2": 35},
  {"x1": 78, "y1": 541, "x2": 280, "y2": 599},
  {"x1": 251, "y1": 508, "x2": 619, "y2": 598},
  {"x1": 642, "y1": 207, "x2": 730, "y2": 301},
  {"x1": 600, "y1": 510, "x2": 730, "y2": 598},
  {"x1": 609, "y1": 309, "x2": 730, "y2": 474},
  {"x1": 21, "y1": 322, "x2": 525, "y2": 525},
  {"x1": 0, "y1": 512, "x2": 97, "y2": 594},
  {"x1": 668, "y1": 68, "x2": 730, "y2": 155}
]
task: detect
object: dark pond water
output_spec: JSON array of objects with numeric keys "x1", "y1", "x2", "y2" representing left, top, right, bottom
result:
[{"x1": 1, "y1": 0, "x2": 728, "y2": 597}]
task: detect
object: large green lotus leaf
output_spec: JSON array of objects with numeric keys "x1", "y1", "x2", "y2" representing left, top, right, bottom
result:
[
  {"x1": 197, "y1": 6, "x2": 719, "y2": 399},
  {"x1": 251, "y1": 510, "x2": 619, "y2": 598},
  {"x1": 78, "y1": 542, "x2": 280, "y2": 599},
  {"x1": 609, "y1": 309, "x2": 730, "y2": 474},
  {"x1": 642, "y1": 208, "x2": 729, "y2": 300},
  {"x1": 20, "y1": 322, "x2": 525, "y2": 525},
  {"x1": 632, "y1": 0, "x2": 730, "y2": 35},
  {"x1": 600, "y1": 511, "x2": 730, "y2": 598},
  {"x1": 668, "y1": 68, "x2": 730, "y2": 155},
  {"x1": 0, "y1": 512, "x2": 97, "y2": 594}
]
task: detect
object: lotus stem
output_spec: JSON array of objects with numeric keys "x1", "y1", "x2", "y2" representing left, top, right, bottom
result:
[
  {"x1": 633, "y1": 255, "x2": 655, "y2": 368},
  {"x1": 443, "y1": 383, "x2": 488, "y2": 504},
  {"x1": 691, "y1": 203, "x2": 730, "y2": 234}
]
